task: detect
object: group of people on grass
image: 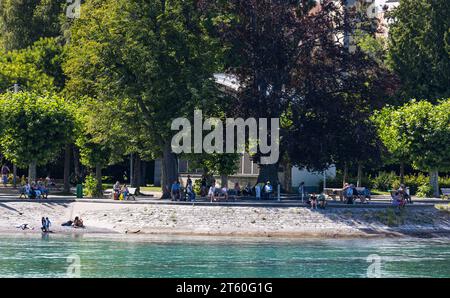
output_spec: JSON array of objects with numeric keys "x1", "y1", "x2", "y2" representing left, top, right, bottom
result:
[
  {"x1": 113, "y1": 181, "x2": 131, "y2": 200},
  {"x1": 170, "y1": 176, "x2": 275, "y2": 202}
]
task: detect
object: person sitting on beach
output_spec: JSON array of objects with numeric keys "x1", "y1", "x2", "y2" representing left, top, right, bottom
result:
[
  {"x1": 37, "y1": 181, "x2": 49, "y2": 199},
  {"x1": 23, "y1": 182, "x2": 34, "y2": 199},
  {"x1": 200, "y1": 177, "x2": 208, "y2": 197},
  {"x1": 242, "y1": 183, "x2": 252, "y2": 196},
  {"x1": 121, "y1": 184, "x2": 129, "y2": 200},
  {"x1": 361, "y1": 187, "x2": 371, "y2": 201},
  {"x1": 344, "y1": 184, "x2": 354, "y2": 204},
  {"x1": 208, "y1": 180, "x2": 217, "y2": 202},
  {"x1": 392, "y1": 191, "x2": 406, "y2": 208},
  {"x1": 113, "y1": 181, "x2": 121, "y2": 200},
  {"x1": 17, "y1": 223, "x2": 30, "y2": 230},
  {"x1": 398, "y1": 184, "x2": 411, "y2": 204},
  {"x1": 220, "y1": 186, "x2": 229, "y2": 201},
  {"x1": 307, "y1": 194, "x2": 318, "y2": 209},
  {"x1": 264, "y1": 181, "x2": 273, "y2": 199},
  {"x1": 31, "y1": 182, "x2": 42, "y2": 199},
  {"x1": 233, "y1": 182, "x2": 241, "y2": 196},
  {"x1": 318, "y1": 193, "x2": 327, "y2": 209},
  {"x1": 186, "y1": 180, "x2": 196, "y2": 202},
  {"x1": 171, "y1": 180, "x2": 181, "y2": 201},
  {"x1": 73, "y1": 216, "x2": 84, "y2": 228}
]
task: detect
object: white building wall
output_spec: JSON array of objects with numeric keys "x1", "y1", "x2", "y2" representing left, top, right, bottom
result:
[{"x1": 291, "y1": 165, "x2": 336, "y2": 188}]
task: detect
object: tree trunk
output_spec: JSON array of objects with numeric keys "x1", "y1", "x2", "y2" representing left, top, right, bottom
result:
[
  {"x1": 63, "y1": 143, "x2": 71, "y2": 193},
  {"x1": 162, "y1": 142, "x2": 178, "y2": 192},
  {"x1": 342, "y1": 162, "x2": 348, "y2": 186},
  {"x1": 13, "y1": 164, "x2": 17, "y2": 188},
  {"x1": 430, "y1": 170, "x2": 439, "y2": 198},
  {"x1": 28, "y1": 160, "x2": 37, "y2": 183},
  {"x1": 140, "y1": 160, "x2": 147, "y2": 187},
  {"x1": 95, "y1": 163, "x2": 103, "y2": 197},
  {"x1": 132, "y1": 154, "x2": 141, "y2": 191},
  {"x1": 357, "y1": 162, "x2": 363, "y2": 187},
  {"x1": 257, "y1": 163, "x2": 279, "y2": 188},
  {"x1": 399, "y1": 162, "x2": 405, "y2": 184},
  {"x1": 220, "y1": 174, "x2": 228, "y2": 188},
  {"x1": 73, "y1": 146, "x2": 81, "y2": 183},
  {"x1": 283, "y1": 161, "x2": 292, "y2": 193}
]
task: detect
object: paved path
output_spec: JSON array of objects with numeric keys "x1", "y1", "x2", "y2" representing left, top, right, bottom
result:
[{"x1": 0, "y1": 192, "x2": 444, "y2": 209}]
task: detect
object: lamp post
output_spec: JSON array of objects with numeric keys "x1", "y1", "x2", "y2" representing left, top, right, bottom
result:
[{"x1": 11, "y1": 84, "x2": 20, "y2": 188}]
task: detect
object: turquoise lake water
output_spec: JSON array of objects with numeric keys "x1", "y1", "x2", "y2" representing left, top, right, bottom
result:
[{"x1": 0, "y1": 234, "x2": 449, "y2": 278}]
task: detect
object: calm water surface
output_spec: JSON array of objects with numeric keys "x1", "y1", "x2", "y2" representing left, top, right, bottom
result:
[{"x1": 0, "y1": 234, "x2": 449, "y2": 278}]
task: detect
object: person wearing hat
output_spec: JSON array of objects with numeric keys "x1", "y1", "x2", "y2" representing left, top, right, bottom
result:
[{"x1": 264, "y1": 181, "x2": 273, "y2": 199}]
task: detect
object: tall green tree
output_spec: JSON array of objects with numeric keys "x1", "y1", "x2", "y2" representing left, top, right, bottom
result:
[
  {"x1": 64, "y1": 0, "x2": 222, "y2": 191},
  {"x1": 388, "y1": 0, "x2": 450, "y2": 101},
  {"x1": 0, "y1": 91, "x2": 75, "y2": 182},
  {"x1": 0, "y1": 0, "x2": 65, "y2": 51},
  {"x1": 373, "y1": 99, "x2": 450, "y2": 197},
  {"x1": 74, "y1": 97, "x2": 127, "y2": 196},
  {"x1": 0, "y1": 37, "x2": 65, "y2": 92},
  {"x1": 204, "y1": 0, "x2": 394, "y2": 187}
]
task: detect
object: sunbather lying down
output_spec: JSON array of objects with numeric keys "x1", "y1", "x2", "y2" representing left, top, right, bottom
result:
[
  {"x1": 62, "y1": 216, "x2": 85, "y2": 228},
  {"x1": 16, "y1": 223, "x2": 32, "y2": 230}
]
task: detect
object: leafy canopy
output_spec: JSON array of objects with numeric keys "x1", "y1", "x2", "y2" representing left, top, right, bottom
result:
[{"x1": 0, "y1": 91, "x2": 75, "y2": 167}]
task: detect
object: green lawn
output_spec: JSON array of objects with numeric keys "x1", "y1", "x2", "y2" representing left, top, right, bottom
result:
[
  {"x1": 371, "y1": 190, "x2": 390, "y2": 196},
  {"x1": 140, "y1": 186, "x2": 162, "y2": 192},
  {"x1": 101, "y1": 184, "x2": 161, "y2": 192}
]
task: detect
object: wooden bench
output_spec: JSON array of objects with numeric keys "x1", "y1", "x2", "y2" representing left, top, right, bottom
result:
[
  {"x1": 127, "y1": 188, "x2": 137, "y2": 200},
  {"x1": 323, "y1": 188, "x2": 343, "y2": 201},
  {"x1": 441, "y1": 188, "x2": 450, "y2": 199}
]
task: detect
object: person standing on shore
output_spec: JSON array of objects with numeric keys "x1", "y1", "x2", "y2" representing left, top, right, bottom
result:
[
  {"x1": 298, "y1": 182, "x2": 305, "y2": 202},
  {"x1": 45, "y1": 217, "x2": 51, "y2": 232},
  {"x1": 1, "y1": 164, "x2": 10, "y2": 187}
]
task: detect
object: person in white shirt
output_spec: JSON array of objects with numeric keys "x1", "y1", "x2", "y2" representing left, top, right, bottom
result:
[
  {"x1": 264, "y1": 181, "x2": 273, "y2": 199},
  {"x1": 208, "y1": 180, "x2": 217, "y2": 202}
]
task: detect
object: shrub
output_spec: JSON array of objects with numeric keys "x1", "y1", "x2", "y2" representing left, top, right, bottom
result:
[
  {"x1": 193, "y1": 179, "x2": 202, "y2": 194},
  {"x1": 416, "y1": 184, "x2": 433, "y2": 198},
  {"x1": 439, "y1": 176, "x2": 450, "y2": 189},
  {"x1": 83, "y1": 174, "x2": 101, "y2": 197},
  {"x1": 371, "y1": 172, "x2": 398, "y2": 191},
  {"x1": 403, "y1": 173, "x2": 429, "y2": 195},
  {"x1": 320, "y1": 172, "x2": 373, "y2": 189}
]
